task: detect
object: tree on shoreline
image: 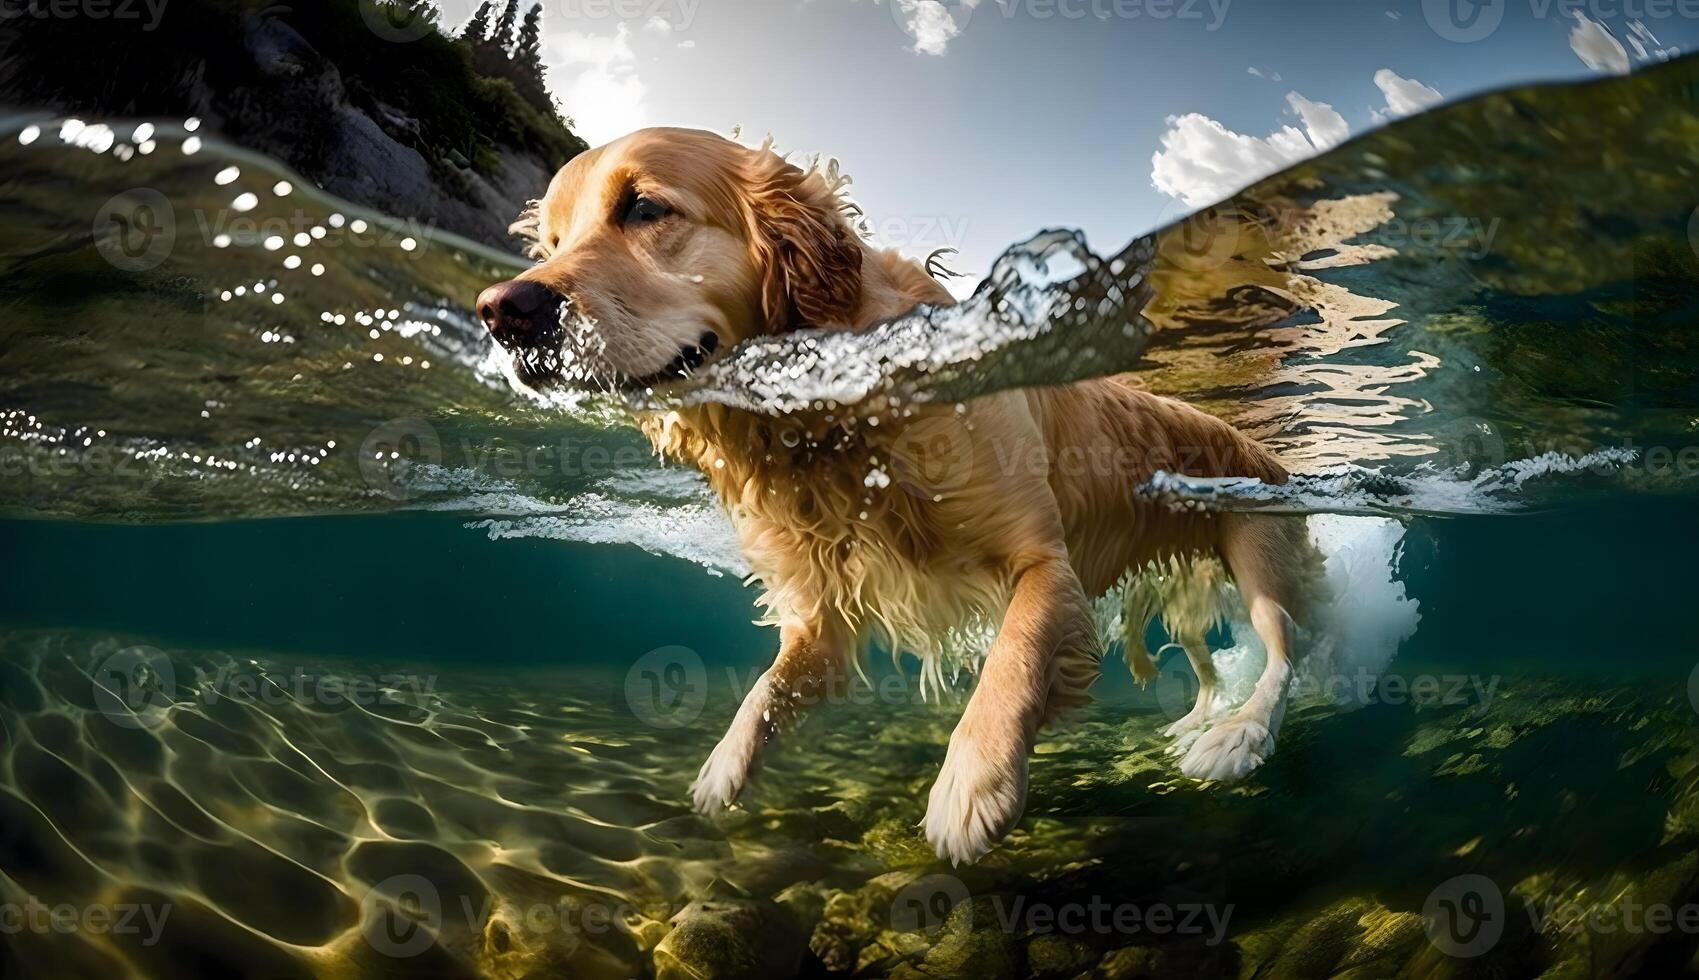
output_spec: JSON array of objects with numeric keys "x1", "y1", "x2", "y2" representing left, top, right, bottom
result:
[{"x1": 460, "y1": 0, "x2": 552, "y2": 118}]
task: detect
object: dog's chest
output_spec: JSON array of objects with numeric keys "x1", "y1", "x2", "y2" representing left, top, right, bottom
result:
[{"x1": 726, "y1": 460, "x2": 1006, "y2": 637}]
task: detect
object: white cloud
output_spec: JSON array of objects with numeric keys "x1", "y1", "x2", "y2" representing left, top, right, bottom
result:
[
  {"x1": 677, "y1": 39, "x2": 696, "y2": 49},
  {"x1": 547, "y1": 24, "x2": 647, "y2": 147},
  {"x1": 894, "y1": 0, "x2": 977, "y2": 56},
  {"x1": 1568, "y1": 13, "x2": 1630, "y2": 74},
  {"x1": 1624, "y1": 20, "x2": 1681, "y2": 62},
  {"x1": 1149, "y1": 66, "x2": 1457, "y2": 206},
  {"x1": 1150, "y1": 91, "x2": 1347, "y2": 207},
  {"x1": 1247, "y1": 66, "x2": 1283, "y2": 82},
  {"x1": 1285, "y1": 92, "x2": 1348, "y2": 150},
  {"x1": 642, "y1": 15, "x2": 673, "y2": 33},
  {"x1": 1371, "y1": 69, "x2": 1443, "y2": 121}
]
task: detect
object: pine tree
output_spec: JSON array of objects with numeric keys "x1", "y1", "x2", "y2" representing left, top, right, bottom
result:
[
  {"x1": 512, "y1": 4, "x2": 550, "y2": 115},
  {"x1": 515, "y1": 3, "x2": 542, "y2": 64},
  {"x1": 462, "y1": 0, "x2": 495, "y2": 42},
  {"x1": 493, "y1": 0, "x2": 521, "y2": 51}
]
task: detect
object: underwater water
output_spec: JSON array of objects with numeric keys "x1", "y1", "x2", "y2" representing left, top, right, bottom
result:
[{"x1": 2, "y1": 57, "x2": 1699, "y2": 979}]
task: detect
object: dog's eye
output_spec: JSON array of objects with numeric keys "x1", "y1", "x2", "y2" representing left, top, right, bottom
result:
[{"x1": 624, "y1": 196, "x2": 670, "y2": 225}]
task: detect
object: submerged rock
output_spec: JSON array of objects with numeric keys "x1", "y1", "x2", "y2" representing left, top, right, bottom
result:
[
  {"x1": 912, "y1": 896, "x2": 1021, "y2": 980},
  {"x1": 652, "y1": 899, "x2": 805, "y2": 980},
  {"x1": 1024, "y1": 932, "x2": 1098, "y2": 980}
]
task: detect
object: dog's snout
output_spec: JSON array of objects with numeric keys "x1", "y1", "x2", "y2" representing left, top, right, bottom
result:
[{"x1": 477, "y1": 280, "x2": 563, "y2": 350}]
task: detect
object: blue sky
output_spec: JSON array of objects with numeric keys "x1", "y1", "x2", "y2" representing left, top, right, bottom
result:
[{"x1": 466, "y1": 0, "x2": 1697, "y2": 283}]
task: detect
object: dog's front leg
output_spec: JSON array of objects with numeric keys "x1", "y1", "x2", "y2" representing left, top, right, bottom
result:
[
  {"x1": 692, "y1": 621, "x2": 843, "y2": 813},
  {"x1": 924, "y1": 555, "x2": 1100, "y2": 864}
]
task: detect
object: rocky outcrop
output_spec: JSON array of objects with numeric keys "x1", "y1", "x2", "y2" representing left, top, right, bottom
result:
[
  {"x1": 231, "y1": 14, "x2": 560, "y2": 251},
  {"x1": 0, "y1": 3, "x2": 584, "y2": 254}
]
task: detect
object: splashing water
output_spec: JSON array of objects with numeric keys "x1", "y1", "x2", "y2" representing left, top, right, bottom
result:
[
  {"x1": 3, "y1": 61, "x2": 1699, "y2": 579},
  {"x1": 6, "y1": 64, "x2": 1698, "y2": 547}
]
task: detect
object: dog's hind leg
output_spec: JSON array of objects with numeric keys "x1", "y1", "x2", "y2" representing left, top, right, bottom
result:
[
  {"x1": 692, "y1": 620, "x2": 844, "y2": 812},
  {"x1": 924, "y1": 554, "x2": 1101, "y2": 865},
  {"x1": 1161, "y1": 631, "x2": 1219, "y2": 743},
  {"x1": 1179, "y1": 516, "x2": 1307, "y2": 782}
]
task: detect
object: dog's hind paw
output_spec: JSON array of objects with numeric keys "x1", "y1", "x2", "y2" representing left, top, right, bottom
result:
[
  {"x1": 1178, "y1": 717, "x2": 1274, "y2": 783},
  {"x1": 924, "y1": 732, "x2": 1028, "y2": 866},
  {"x1": 691, "y1": 730, "x2": 757, "y2": 813},
  {"x1": 1161, "y1": 706, "x2": 1211, "y2": 741},
  {"x1": 1164, "y1": 725, "x2": 1205, "y2": 758}
]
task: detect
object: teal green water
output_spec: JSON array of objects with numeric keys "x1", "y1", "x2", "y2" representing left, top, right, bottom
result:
[
  {"x1": 2, "y1": 501, "x2": 1698, "y2": 679},
  {"x1": 4, "y1": 59, "x2": 1699, "y2": 980}
]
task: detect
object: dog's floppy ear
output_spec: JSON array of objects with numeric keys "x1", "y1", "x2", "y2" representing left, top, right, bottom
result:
[{"x1": 744, "y1": 153, "x2": 863, "y2": 333}]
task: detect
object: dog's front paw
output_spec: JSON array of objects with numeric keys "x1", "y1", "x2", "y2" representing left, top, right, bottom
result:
[
  {"x1": 924, "y1": 731, "x2": 1028, "y2": 866},
  {"x1": 691, "y1": 726, "x2": 758, "y2": 813},
  {"x1": 1178, "y1": 716, "x2": 1274, "y2": 782}
]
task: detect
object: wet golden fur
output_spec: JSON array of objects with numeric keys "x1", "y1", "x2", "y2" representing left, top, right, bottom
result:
[{"x1": 499, "y1": 128, "x2": 1326, "y2": 863}]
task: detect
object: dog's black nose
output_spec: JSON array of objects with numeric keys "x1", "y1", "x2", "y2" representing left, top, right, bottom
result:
[{"x1": 477, "y1": 280, "x2": 562, "y2": 350}]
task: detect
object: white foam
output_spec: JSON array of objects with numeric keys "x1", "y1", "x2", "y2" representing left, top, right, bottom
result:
[
  {"x1": 465, "y1": 493, "x2": 747, "y2": 575},
  {"x1": 1186, "y1": 515, "x2": 1421, "y2": 713},
  {"x1": 1139, "y1": 447, "x2": 1640, "y2": 516}
]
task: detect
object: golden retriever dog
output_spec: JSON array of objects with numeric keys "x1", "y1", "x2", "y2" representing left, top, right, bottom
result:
[{"x1": 477, "y1": 128, "x2": 1325, "y2": 864}]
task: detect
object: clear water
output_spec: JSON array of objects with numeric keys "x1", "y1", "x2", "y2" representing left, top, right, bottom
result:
[{"x1": 3, "y1": 60, "x2": 1699, "y2": 979}]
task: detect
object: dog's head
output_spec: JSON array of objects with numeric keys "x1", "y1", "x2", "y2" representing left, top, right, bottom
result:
[{"x1": 478, "y1": 127, "x2": 868, "y2": 392}]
